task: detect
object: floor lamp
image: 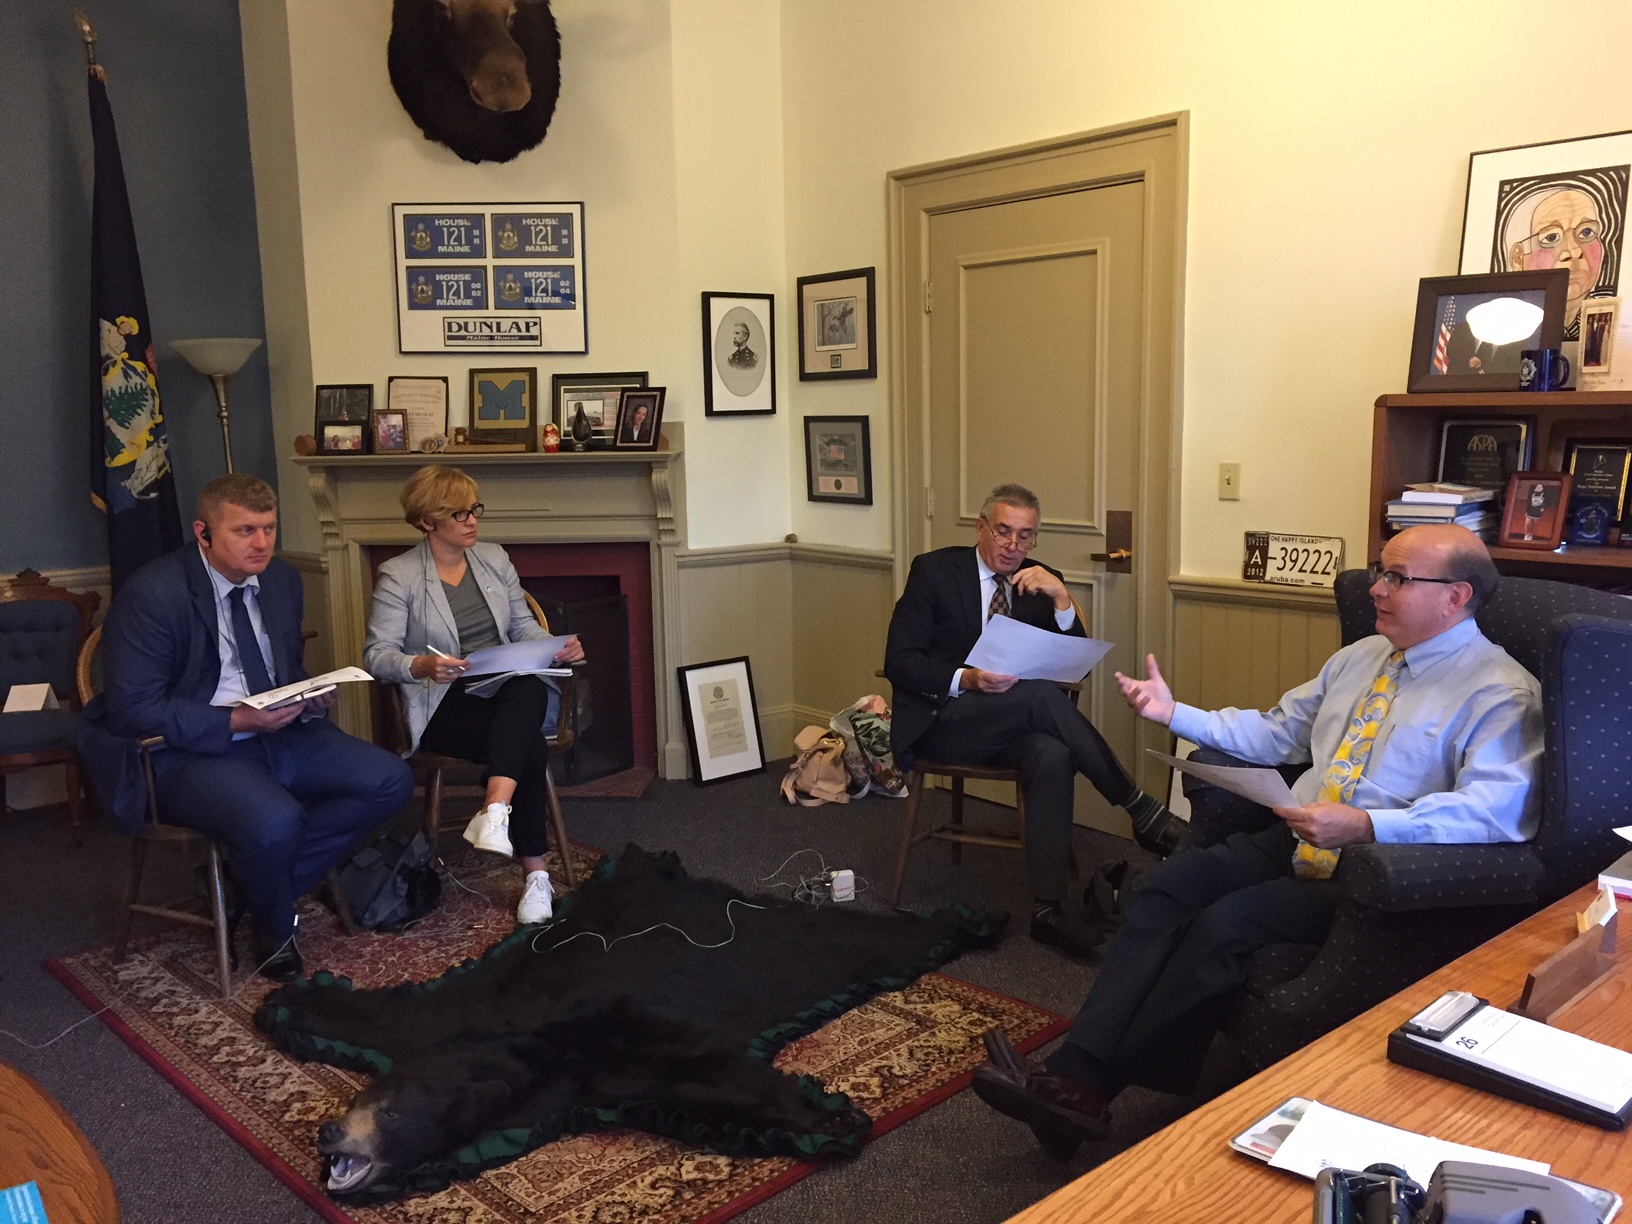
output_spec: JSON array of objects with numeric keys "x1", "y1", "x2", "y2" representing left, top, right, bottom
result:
[{"x1": 171, "y1": 338, "x2": 263, "y2": 474}]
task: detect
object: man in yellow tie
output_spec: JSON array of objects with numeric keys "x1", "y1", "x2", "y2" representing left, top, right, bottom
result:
[{"x1": 970, "y1": 524, "x2": 1542, "y2": 1154}]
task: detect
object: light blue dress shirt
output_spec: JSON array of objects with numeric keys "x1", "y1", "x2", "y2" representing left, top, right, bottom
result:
[
  {"x1": 1167, "y1": 617, "x2": 1542, "y2": 844},
  {"x1": 201, "y1": 546, "x2": 276, "y2": 738}
]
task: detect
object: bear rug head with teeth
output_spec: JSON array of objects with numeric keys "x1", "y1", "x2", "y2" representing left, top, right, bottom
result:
[{"x1": 255, "y1": 845, "x2": 1004, "y2": 1202}]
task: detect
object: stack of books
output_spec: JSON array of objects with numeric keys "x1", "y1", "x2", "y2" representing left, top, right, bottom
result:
[{"x1": 1386, "y1": 483, "x2": 1499, "y2": 540}]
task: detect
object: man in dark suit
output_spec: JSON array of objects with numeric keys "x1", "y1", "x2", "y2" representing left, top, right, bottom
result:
[
  {"x1": 884, "y1": 483, "x2": 1183, "y2": 959},
  {"x1": 81, "y1": 474, "x2": 412, "y2": 981}
]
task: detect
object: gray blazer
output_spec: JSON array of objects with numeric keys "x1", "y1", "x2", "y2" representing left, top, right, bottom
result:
[{"x1": 364, "y1": 539, "x2": 550, "y2": 751}]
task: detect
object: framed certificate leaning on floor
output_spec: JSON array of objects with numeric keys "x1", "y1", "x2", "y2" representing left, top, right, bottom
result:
[{"x1": 677, "y1": 656, "x2": 765, "y2": 785}]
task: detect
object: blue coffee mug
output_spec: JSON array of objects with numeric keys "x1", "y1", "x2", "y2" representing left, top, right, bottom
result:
[{"x1": 1519, "y1": 348, "x2": 1571, "y2": 391}]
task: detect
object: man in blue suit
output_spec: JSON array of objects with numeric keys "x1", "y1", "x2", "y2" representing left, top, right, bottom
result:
[{"x1": 81, "y1": 474, "x2": 412, "y2": 981}]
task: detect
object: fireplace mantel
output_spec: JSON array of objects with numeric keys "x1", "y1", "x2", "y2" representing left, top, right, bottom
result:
[{"x1": 293, "y1": 430, "x2": 688, "y2": 775}]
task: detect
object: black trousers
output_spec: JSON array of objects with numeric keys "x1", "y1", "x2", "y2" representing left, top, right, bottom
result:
[
  {"x1": 914, "y1": 679, "x2": 1138, "y2": 901},
  {"x1": 1063, "y1": 821, "x2": 1339, "y2": 1095},
  {"x1": 419, "y1": 676, "x2": 553, "y2": 858}
]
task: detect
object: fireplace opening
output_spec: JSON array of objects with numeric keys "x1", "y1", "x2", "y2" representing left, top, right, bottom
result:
[{"x1": 526, "y1": 581, "x2": 633, "y2": 784}]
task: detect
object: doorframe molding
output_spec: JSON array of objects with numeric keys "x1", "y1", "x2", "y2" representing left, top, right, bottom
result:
[{"x1": 885, "y1": 112, "x2": 1189, "y2": 792}]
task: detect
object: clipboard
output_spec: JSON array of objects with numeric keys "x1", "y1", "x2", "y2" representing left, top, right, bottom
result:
[{"x1": 1387, "y1": 990, "x2": 1632, "y2": 1130}]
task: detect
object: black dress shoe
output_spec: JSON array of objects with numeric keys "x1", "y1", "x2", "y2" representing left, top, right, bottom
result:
[
  {"x1": 972, "y1": 1029, "x2": 1111, "y2": 1157},
  {"x1": 1029, "y1": 906, "x2": 1105, "y2": 960},
  {"x1": 1131, "y1": 808, "x2": 1187, "y2": 857},
  {"x1": 250, "y1": 931, "x2": 304, "y2": 984}
]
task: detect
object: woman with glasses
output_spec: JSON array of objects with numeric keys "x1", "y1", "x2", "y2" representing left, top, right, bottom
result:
[{"x1": 364, "y1": 466, "x2": 584, "y2": 925}]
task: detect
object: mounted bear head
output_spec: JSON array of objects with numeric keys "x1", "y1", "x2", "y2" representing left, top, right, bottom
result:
[{"x1": 387, "y1": 0, "x2": 562, "y2": 165}]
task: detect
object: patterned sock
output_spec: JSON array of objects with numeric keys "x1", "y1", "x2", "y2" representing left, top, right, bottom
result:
[{"x1": 1120, "y1": 788, "x2": 1171, "y2": 833}]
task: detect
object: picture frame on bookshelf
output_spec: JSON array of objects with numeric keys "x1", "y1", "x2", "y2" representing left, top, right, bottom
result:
[
  {"x1": 1566, "y1": 439, "x2": 1632, "y2": 532},
  {"x1": 1498, "y1": 472, "x2": 1573, "y2": 550},
  {"x1": 1581, "y1": 298, "x2": 1620, "y2": 374},
  {"x1": 1436, "y1": 419, "x2": 1532, "y2": 492},
  {"x1": 1408, "y1": 270, "x2": 1570, "y2": 392}
]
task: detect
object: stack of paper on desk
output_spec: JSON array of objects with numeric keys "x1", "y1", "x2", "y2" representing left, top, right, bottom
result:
[
  {"x1": 963, "y1": 615, "x2": 1114, "y2": 684},
  {"x1": 237, "y1": 666, "x2": 372, "y2": 710}
]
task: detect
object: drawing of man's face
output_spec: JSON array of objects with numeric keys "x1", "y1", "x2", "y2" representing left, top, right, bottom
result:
[
  {"x1": 732, "y1": 323, "x2": 750, "y2": 348},
  {"x1": 1510, "y1": 188, "x2": 1605, "y2": 306}
]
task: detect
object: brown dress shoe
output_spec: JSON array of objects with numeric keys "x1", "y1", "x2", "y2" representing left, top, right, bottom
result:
[
  {"x1": 1029, "y1": 905, "x2": 1105, "y2": 960},
  {"x1": 972, "y1": 1028, "x2": 1110, "y2": 1157}
]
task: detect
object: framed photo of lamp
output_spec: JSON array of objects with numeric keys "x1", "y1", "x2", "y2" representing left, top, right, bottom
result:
[
  {"x1": 702, "y1": 292, "x2": 775, "y2": 415},
  {"x1": 1407, "y1": 269, "x2": 1570, "y2": 392},
  {"x1": 677, "y1": 656, "x2": 766, "y2": 785},
  {"x1": 803, "y1": 415, "x2": 873, "y2": 504},
  {"x1": 1498, "y1": 472, "x2": 1573, "y2": 550},
  {"x1": 796, "y1": 267, "x2": 876, "y2": 380},
  {"x1": 613, "y1": 387, "x2": 666, "y2": 450},
  {"x1": 467, "y1": 367, "x2": 536, "y2": 449},
  {"x1": 549, "y1": 371, "x2": 647, "y2": 450}
]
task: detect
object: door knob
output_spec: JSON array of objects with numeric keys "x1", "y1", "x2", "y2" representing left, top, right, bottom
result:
[
  {"x1": 1092, "y1": 511, "x2": 1134, "y2": 573},
  {"x1": 1090, "y1": 549, "x2": 1132, "y2": 562}
]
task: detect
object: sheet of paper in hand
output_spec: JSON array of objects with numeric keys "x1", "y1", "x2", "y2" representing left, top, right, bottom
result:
[
  {"x1": 963, "y1": 615, "x2": 1114, "y2": 684},
  {"x1": 1149, "y1": 750, "x2": 1299, "y2": 808},
  {"x1": 461, "y1": 635, "x2": 577, "y2": 677},
  {"x1": 238, "y1": 666, "x2": 373, "y2": 711}
]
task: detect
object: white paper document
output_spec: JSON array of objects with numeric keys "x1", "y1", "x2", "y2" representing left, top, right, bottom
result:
[
  {"x1": 963, "y1": 615, "x2": 1113, "y2": 684},
  {"x1": 1267, "y1": 1100, "x2": 1549, "y2": 1187},
  {"x1": 237, "y1": 666, "x2": 373, "y2": 710},
  {"x1": 3, "y1": 682, "x2": 60, "y2": 712},
  {"x1": 462, "y1": 636, "x2": 577, "y2": 677},
  {"x1": 1149, "y1": 750, "x2": 1300, "y2": 808}
]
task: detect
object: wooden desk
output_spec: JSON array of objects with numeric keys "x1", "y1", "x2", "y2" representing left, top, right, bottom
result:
[
  {"x1": 0, "y1": 1061, "x2": 119, "y2": 1223},
  {"x1": 1008, "y1": 885, "x2": 1632, "y2": 1222}
]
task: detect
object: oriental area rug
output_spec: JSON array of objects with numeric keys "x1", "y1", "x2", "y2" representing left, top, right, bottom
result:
[{"x1": 48, "y1": 840, "x2": 1067, "y2": 1224}]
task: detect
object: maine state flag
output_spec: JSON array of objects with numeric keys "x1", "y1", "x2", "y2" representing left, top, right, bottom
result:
[{"x1": 87, "y1": 60, "x2": 182, "y2": 591}]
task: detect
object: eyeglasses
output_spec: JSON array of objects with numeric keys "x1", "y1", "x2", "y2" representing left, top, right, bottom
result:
[
  {"x1": 979, "y1": 518, "x2": 1039, "y2": 550},
  {"x1": 1366, "y1": 562, "x2": 1464, "y2": 591},
  {"x1": 449, "y1": 503, "x2": 485, "y2": 524}
]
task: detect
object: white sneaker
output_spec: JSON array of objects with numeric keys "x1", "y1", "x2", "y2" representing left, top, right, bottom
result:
[
  {"x1": 462, "y1": 802, "x2": 513, "y2": 857},
  {"x1": 517, "y1": 870, "x2": 554, "y2": 924}
]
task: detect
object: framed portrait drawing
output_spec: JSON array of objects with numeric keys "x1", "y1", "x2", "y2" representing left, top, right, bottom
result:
[
  {"x1": 702, "y1": 292, "x2": 775, "y2": 415},
  {"x1": 467, "y1": 367, "x2": 536, "y2": 449},
  {"x1": 549, "y1": 371, "x2": 647, "y2": 449},
  {"x1": 1580, "y1": 298, "x2": 1620, "y2": 374},
  {"x1": 1460, "y1": 131, "x2": 1632, "y2": 342},
  {"x1": 387, "y1": 375, "x2": 449, "y2": 453},
  {"x1": 1407, "y1": 270, "x2": 1569, "y2": 392},
  {"x1": 803, "y1": 416, "x2": 873, "y2": 504},
  {"x1": 796, "y1": 267, "x2": 876, "y2": 380},
  {"x1": 1436, "y1": 418, "x2": 1532, "y2": 490},
  {"x1": 371, "y1": 408, "x2": 409, "y2": 453},
  {"x1": 613, "y1": 387, "x2": 665, "y2": 451},
  {"x1": 314, "y1": 384, "x2": 373, "y2": 432},
  {"x1": 318, "y1": 422, "x2": 366, "y2": 455},
  {"x1": 1499, "y1": 472, "x2": 1573, "y2": 550},
  {"x1": 677, "y1": 656, "x2": 766, "y2": 785}
]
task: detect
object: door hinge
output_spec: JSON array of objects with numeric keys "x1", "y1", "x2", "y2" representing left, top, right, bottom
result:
[
  {"x1": 925, "y1": 487, "x2": 935, "y2": 518},
  {"x1": 923, "y1": 278, "x2": 933, "y2": 313}
]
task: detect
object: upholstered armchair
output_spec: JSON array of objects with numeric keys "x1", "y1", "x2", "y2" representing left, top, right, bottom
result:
[
  {"x1": 1182, "y1": 569, "x2": 1632, "y2": 1070},
  {"x1": 0, "y1": 570, "x2": 100, "y2": 842}
]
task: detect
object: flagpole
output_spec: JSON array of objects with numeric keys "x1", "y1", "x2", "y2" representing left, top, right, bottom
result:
[{"x1": 73, "y1": 11, "x2": 104, "y2": 80}]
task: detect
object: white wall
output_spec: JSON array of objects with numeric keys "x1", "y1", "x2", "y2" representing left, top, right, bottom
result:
[
  {"x1": 243, "y1": 0, "x2": 792, "y2": 552},
  {"x1": 778, "y1": 0, "x2": 1632, "y2": 571}
]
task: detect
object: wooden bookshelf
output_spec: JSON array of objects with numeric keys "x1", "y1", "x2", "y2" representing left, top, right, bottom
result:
[{"x1": 1370, "y1": 391, "x2": 1632, "y2": 583}]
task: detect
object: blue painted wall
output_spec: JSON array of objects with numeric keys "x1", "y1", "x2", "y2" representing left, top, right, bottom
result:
[{"x1": 0, "y1": 1, "x2": 274, "y2": 573}]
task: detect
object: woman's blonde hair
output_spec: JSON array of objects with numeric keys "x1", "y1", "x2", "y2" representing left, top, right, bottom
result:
[{"x1": 401, "y1": 466, "x2": 479, "y2": 531}]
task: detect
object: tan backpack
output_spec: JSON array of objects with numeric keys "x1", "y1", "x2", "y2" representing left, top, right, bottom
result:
[{"x1": 779, "y1": 725, "x2": 852, "y2": 806}]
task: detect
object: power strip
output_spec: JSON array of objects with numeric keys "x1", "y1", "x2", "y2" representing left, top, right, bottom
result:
[{"x1": 829, "y1": 869, "x2": 855, "y2": 902}]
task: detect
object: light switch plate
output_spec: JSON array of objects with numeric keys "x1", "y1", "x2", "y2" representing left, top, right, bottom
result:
[{"x1": 1219, "y1": 462, "x2": 1241, "y2": 500}]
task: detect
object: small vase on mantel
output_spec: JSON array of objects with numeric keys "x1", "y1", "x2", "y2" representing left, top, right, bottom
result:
[{"x1": 569, "y1": 405, "x2": 592, "y2": 452}]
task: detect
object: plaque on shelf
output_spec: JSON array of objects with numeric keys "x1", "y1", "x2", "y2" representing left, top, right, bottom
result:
[
  {"x1": 1437, "y1": 419, "x2": 1532, "y2": 493},
  {"x1": 1571, "y1": 499, "x2": 1615, "y2": 546},
  {"x1": 1566, "y1": 441, "x2": 1632, "y2": 521}
]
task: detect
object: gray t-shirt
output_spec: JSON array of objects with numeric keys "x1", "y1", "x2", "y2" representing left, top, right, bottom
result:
[{"x1": 442, "y1": 565, "x2": 503, "y2": 656}]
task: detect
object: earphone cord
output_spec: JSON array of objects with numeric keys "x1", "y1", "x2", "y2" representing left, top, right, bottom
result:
[{"x1": 529, "y1": 897, "x2": 768, "y2": 956}]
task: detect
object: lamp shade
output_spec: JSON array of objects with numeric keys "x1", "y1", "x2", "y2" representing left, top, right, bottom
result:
[
  {"x1": 1464, "y1": 298, "x2": 1544, "y2": 347},
  {"x1": 171, "y1": 337, "x2": 262, "y2": 378}
]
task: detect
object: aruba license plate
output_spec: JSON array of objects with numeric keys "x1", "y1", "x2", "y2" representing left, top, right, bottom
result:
[{"x1": 1242, "y1": 532, "x2": 1345, "y2": 588}]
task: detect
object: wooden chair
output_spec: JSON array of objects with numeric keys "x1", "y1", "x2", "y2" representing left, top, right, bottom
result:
[
  {"x1": 881, "y1": 663, "x2": 1083, "y2": 908},
  {"x1": 376, "y1": 591, "x2": 578, "y2": 888},
  {"x1": 79, "y1": 626, "x2": 357, "y2": 999},
  {"x1": 0, "y1": 569, "x2": 100, "y2": 843}
]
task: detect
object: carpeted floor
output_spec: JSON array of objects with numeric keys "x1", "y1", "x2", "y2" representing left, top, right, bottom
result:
[{"x1": 1, "y1": 769, "x2": 1255, "y2": 1224}]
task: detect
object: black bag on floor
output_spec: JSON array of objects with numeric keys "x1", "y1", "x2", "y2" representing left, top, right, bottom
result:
[{"x1": 338, "y1": 831, "x2": 441, "y2": 931}]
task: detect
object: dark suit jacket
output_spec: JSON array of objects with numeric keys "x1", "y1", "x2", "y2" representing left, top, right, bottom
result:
[
  {"x1": 883, "y1": 547, "x2": 1084, "y2": 769},
  {"x1": 78, "y1": 546, "x2": 310, "y2": 833}
]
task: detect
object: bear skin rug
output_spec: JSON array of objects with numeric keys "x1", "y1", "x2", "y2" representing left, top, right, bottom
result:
[{"x1": 255, "y1": 845, "x2": 1004, "y2": 1203}]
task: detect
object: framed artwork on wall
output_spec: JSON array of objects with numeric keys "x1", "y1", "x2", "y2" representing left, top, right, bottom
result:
[
  {"x1": 467, "y1": 367, "x2": 536, "y2": 449},
  {"x1": 796, "y1": 267, "x2": 876, "y2": 380},
  {"x1": 702, "y1": 292, "x2": 775, "y2": 415},
  {"x1": 1406, "y1": 270, "x2": 1569, "y2": 392},
  {"x1": 1460, "y1": 131, "x2": 1632, "y2": 342},
  {"x1": 802, "y1": 415, "x2": 873, "y2": 504},
  {"x1": 677, "y1": 656, "x2": 766, "y2": 785}
]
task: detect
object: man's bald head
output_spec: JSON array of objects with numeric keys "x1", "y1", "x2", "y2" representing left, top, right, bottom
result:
[{"x1": 1398, "y1": 524, "x2": 1500, "y2": 615}]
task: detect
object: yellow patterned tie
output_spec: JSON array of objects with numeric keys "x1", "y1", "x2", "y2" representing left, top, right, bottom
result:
[{"x1": 1292, "y1": 650, "x2": 1406, "y2": 880}]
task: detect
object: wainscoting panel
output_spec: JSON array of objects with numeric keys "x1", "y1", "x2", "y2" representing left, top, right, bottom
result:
[
  {"x1": 282, "y1": 551, "x2": 333, "y2": 676},
  {"x1": 790, "y1": 544, "x2": 897, "y2": 730},
  {"x1": 1170, "y1": 579, "x2": 1341, "y2": 716}
]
